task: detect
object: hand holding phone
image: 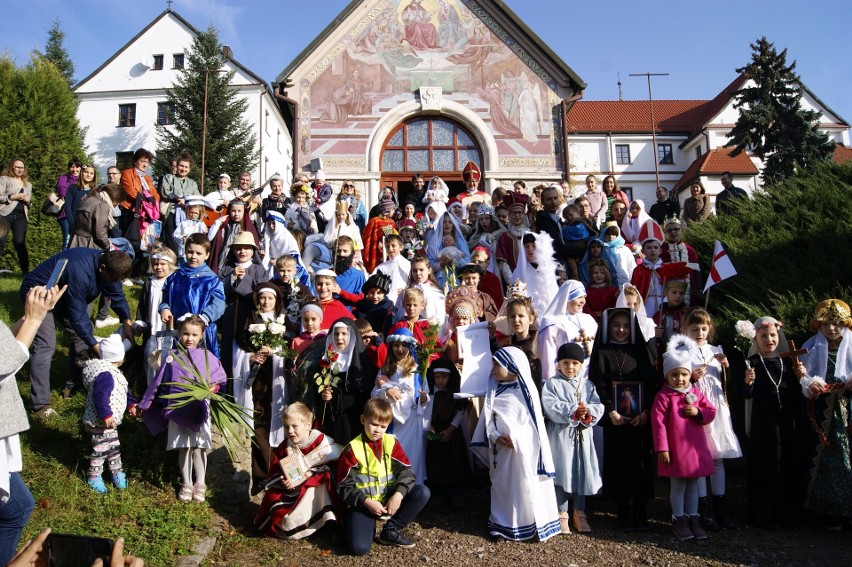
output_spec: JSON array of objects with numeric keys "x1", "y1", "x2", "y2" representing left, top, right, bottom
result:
[{"x1": 46, "y1": 259, "x2": 69, "y2": 290}]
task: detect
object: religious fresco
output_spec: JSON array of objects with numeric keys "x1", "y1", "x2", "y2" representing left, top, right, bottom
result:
[{"x1": 297, "y1": 0, "x2": 562, "y2": 170}]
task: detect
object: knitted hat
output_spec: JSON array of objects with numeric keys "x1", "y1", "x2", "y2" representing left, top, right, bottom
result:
[
  {"x1": 99, "y1": 334, "x2": 131, "y2": 363},
  {"x1": 557, "y1": 342, "x2": 585, "y2": 362},
  {"x1": 380, "y1": 195, "x2": 396, "y2": 214},
  {"x1": 662, "y1": 335, "x2": 698, "y2": 376}
]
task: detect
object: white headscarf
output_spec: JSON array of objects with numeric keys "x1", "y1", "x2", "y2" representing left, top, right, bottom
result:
[
  {"x1": 323, "y1": 208, "x2": 363, "y2": 250},
  {"x1": 424, "y1": 176, "x2": 450, "y2": 205},
  {"x1": 615, "y1": 283, "x2": 655, "y2": 342},
  {"x1": 426, "y1": 211, "x2": 470, "y2": 266},
  {"x1": 324, "y1": 321, "x2": 355, "y2": 372},
  {"x1": 512, "y1": 231, "x2": 559, "y2": 319},
  {"x1": 801, "y1": 326, "x2": 852, "y2": 383},
  {"x1": 621, "y1": 199, "x2": 651, "y2": 246},
  {"x1": 747, "y1": 316, "x2": 789, "y2": 357},
  {"x1": 541, "y1": 279, "x2": 587, "y2": 325}
]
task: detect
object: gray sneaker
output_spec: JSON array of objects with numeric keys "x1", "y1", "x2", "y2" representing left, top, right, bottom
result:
[{"x1": 377, "y1": 528, "x2": 415, "y2": 549}]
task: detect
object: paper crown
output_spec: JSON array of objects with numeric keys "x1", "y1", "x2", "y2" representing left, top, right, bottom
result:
[
  {"x1": 462, "y1": 161, "x2": 481, "y2": 183},
  {"x1": 335, "y1": 200, "x2": 349, "y2": 214},
  {"x1": 507, "y1": 279, "x2": 529, "y2": 299},
  {"x1": 663, "y1": 215, "x2": 682, "y2": 228},
  {"x1": 662, "y1": 335, "x2": 699, "y2": 376},
  {"x1": 638, "y1": 219, "x2": 664, "y2": 245},
  {"x1": 503, "y1": 192, "x2": 529, "y2": 212}
]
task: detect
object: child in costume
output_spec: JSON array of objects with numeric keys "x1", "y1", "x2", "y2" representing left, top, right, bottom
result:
[
  {"x1": 615, "y1": 283, "x2": 656, "y2": 343},
  {"x1": 398, "y1": 255, "x2": 446, "y2": 327},
  {"x1": 494, "y1": 193, "x2": 529, "y2": 288},
  {"x1": 583, "y1": 259, "x2": 618, "y2": 322},
  {"x1": 371, "y1": 234, "x2": 411, "y2": 305},
  {"x1": 361, "y1": 195, "x2": 397, "y2": 273},
  {"x1": 424, "y1": 357, "x2": 470, "y2": 509},
  {"x1": 388, "y1": 287, "x2": 433, "y2": 347},
  {"x1": 654, "y1": 278, "x2": 689, "y2": 344},
  {"x1": 135, "y1": 246, "x2": 177, "y2": 384},
  {"x1": 275, "y1": 255, "x2": 312, "y2": 339},
  {"x1": 683, "y1": 308, "x2": 741, "y2": 530},
  {"x1": 588, "y1": 308, "x2": 659, "y2": 530},
  {"x1": 339, "y1": 272, "x2": 395, "y2": 337},
  {"x1": 292, "y1": 302, "x2": 325, "y2": 355},
  {"x1": 601, "y1": 222, "x2": 636, "y2": 287},
  {"x1": 313, "y1": 269, "x2": 355, "y2": 331},
  {"x1": 255, "y1": 402, "x2": 341, "y2": 540},
  {"x1": 471, "y1": 347, "x2": 561, "y2": 542},
  {"x1": 159, "y1": 233, "x2": 226, "y2": 357},
  {"x1": 795, "y1": 299, "x2": 852, "y2": 531},
  {"x1": 539, "y1": 280, "x2": 598, "y2": 382},
  {"x1": 496, "y1": 287, "x2": 542, "y2": 389},
  {"x1": 743, "y1": 316, "x2": 800, "y2": 530},
  {"x1": 336, "y1": 398, "x2": 430, "y2": 555},
  {"x1": 511, "y1": 232, "x2": 559, "y2": 321},
  {"x1": 139, "y1": 315, "x2": 227, "y2": 502},
  {"x1": 426, "y1": 210, "x2": 470, "y2": 292},
  {"x1": 172, "y1": 197, "x2": 207, "y2": 262},
  {"x1": 82, "y1": 334, "x2": 137, "y2": 493},
  {"x1": 262, "y1": 211, "x2": 302, "y2": 278},
  {"x1": 542, "y1": 343, "x2": 603, "y2": 534},
  {"x1": 630, "y1": 219, "x2": 666, "y2": 318},
  {"x1": 372, "y1": 328, "x2": 429, "y2": 483},
  {"x1": 238, "y1": 282, "x2": 290, "y2": 492},
  {"x1": 398, "y1": 219, "x2": 422, "y2": 261},
  {"x1": 651, "y1": 335, "x2": 716, "y2": 541}
]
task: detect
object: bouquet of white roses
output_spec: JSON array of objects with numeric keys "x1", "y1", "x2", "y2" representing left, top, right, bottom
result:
[
  {"x1": 245, "y1": 316, "x2": 295, "y2": 389},
  {"x1": 734, "y1": 320, "x2": 756, "y2": 368}
]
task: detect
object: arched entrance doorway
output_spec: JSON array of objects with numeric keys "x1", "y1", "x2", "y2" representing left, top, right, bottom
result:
[{"x1": 380, "y1": 117, "x2": 483, "y2": 206}]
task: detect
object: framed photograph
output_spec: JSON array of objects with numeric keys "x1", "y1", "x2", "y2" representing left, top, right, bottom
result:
[{"x1": 613, "y1": 381, "x2": 643, "y2": 418}]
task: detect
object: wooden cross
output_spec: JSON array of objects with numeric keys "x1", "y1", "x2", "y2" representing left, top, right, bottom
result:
[
  {"x1": 780, "y1": 339, "x2": 808, "y2": 368},
  {"x1": 574, "y1": 327, "x2": 594, "y2": 357}
]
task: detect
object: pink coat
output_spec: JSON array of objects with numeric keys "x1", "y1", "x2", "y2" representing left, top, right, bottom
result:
[{"x1": 651, "y1": 385, "x2": 716, "y2": 478}]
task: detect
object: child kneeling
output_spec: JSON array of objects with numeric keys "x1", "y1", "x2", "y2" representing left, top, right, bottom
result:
[
  {"x1": 336, "y1": 398, "x2": 430, "y2": 555},
  {"x1": 82, "y1": 334, "x2": 138, "y2": 493},
  {"x1": 255, "y1": 402, "x2": 342, "y2": 539}
]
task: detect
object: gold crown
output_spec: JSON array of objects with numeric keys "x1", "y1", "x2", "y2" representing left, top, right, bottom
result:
[
  {"x1": 663, "y1": 215, "x2": 682, "y2": 227},
  {"x1": 812, "y1": 299, "x2": 852, "y2": 328}
]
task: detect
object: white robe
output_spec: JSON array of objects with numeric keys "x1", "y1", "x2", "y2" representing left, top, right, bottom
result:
[
  {"x1": 372, "y1": 256, "x2": 411, "y2": 305},
  {"x1": 692, "y1": 343, "x2": 742, "y2": 459}
]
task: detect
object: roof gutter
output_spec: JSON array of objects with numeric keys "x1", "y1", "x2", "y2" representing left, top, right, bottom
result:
[{"x1": 273, "y1": 83, "x2": 299, "y2": 179}]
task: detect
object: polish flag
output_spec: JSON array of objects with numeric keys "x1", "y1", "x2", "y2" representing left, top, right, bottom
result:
[{"x1": 704, "y1": 240, "x2": 737, "y2": 292}]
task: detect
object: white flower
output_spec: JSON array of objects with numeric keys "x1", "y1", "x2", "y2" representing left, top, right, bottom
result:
[
  {"x1": 276, "y1": 314, "x2": 288, "y2": 325},
  {"x1": 268, "y1": 322, "x2": 286, "y2": 336},
  {"x1": 735, "y1": 320, "x2": 755, "y2": 339},
  {"x1": 685, "y1": 393, "x2": 697, "y2": 405},
  {"x1": 248, "y1": 324, "x2": 266, "y2": 334}
]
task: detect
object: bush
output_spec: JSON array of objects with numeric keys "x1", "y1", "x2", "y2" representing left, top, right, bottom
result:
[{"x1": 685, "y1": 161, "x2": 852, "y2": 343}]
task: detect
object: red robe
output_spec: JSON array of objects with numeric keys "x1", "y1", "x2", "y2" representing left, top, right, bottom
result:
[
  {"x1": 319, "y1": 299, "x2": 355, "y2": 331},
  {"x1": 495, "y1": 230, "x2": 523, "y2": 272},
  {"x1": 254, "y1": 432, "x2": 341, "y2": 537},
  {"x1": 631, "y1": 261, "x2": 690, "y2": 317},
  {"x1": 481, "y1": 271, "x2": 504, "y2": 310},
  {"x1": 362, "y1": 216, "x2": 397, "y2": 273},
  {"x1": 584, "y1": 285, "x2": 619, "y2": 321},
  {"x1": 661, "y1": 240, "x2": 701, "y2": 305}
]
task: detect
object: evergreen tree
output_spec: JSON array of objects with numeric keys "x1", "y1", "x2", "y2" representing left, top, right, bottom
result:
[
  {"x1": 727, "y1": 37, "x2": 834, "y2": 182},
  {"x1": 155, "y1": 26, "x2": 257, "y2": 191},
  {"x1": 0, "y1": 56, "x2": 88, "y2": 269},
  {"x1": 33, "y1": 19, "x2": 75, "y2": 87}
]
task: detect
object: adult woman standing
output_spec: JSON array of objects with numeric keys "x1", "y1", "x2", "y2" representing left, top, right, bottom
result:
[
  {"x1": 602, "y1": 175, "x2": 630, "y2": 222},
  {"x1": 0, "y1": 159, "x2": 33, "y2": 275},
  {"x1": 119, "y1": 148, "x2": 159, "y2": 279},
  {"x1": 69, "y1": 183, "x2": 126, "y2": 250},
  {"x1": 62, "y1": 163, "x2": 98, "y2": 234},
  {"x1": 55, "y1": 158, "x2": 81, "y2": 249},
  {"x1": 682, "y1": 181, "x2": 711, "y2": 226}
]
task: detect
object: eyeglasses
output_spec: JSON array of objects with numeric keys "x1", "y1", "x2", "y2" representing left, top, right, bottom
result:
[
  {"x1": 108, "y1": 171, "x2": 121, "y2": 176},
  {"x1": 343, "y1": 184, "x2": 354, "y2": 188},
  {"x1": 13, "y1": 165, "x2": 24, "y2": 170},
  {"x1": 666, "y1": 228, "x2": 681, "y2": 233}
]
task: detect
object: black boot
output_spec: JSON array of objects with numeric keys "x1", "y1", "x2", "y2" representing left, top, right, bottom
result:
[
  {"x1": 698, "y1": 496, "x2": 720, "y2": 531},
  {"x1": 712, "y1": 495, "x2": 735, "y2": 529},
  {"x1": 633, "y1": 498, "x2": 650, "y2": 531},
  {"x1": 617, "y1": 498, "x2": 633, "y2": 532}
]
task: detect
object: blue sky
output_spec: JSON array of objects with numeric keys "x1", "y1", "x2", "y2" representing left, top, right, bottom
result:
[{"x1": 2, "y1": 0, "x2": 851, "y2": 122}]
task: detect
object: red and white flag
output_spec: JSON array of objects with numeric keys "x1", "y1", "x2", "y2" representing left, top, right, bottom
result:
[{"x1": 704, "y1": 240, "x2": 737, "y2": 292}]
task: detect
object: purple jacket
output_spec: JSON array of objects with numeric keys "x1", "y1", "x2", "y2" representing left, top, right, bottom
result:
[
  {"x1": 56, "y1": 173, "x2": 77, "y2": 219},
  {"x1": 138, "y1": 347, "x2": 226, "y2": 434},
  {"x1": 651, "y1": 385, "x2": 716, "y2": 478}
]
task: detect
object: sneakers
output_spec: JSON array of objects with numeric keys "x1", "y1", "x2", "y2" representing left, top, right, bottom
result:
[
  {"x1": 95, "y1": 316, "x2": 120, "y2": 328},
  {"x1": 687, "y1": 515, "x2": 708, "y2": 540},
  {"x1": 558, "y1": 511, "x2": 571, "y2": 535},
  {"x1": 672, "y1": 515, "x2": 694, "y2": 541},
  {"x1": 377, "y1": 528, "x2": 415, "y2": 548},
  {"x1": 572, "y1": 509, "x2": 592, "y2": 533},
  {"x1": 88, "y1": 477, "x2": 108, "y2": 494},
  {"x1": 193, "y1": 484, "x2": 207, "y2": 503},
  {"x1": 31, "y1": 406, "x2": 58, "y2": 419},
  {"x1": 178, "y1": 484, "x2": 193, "y2": 502},
  {"x1": 112, "y1": 471, "x2": 127, "y2": 490}
]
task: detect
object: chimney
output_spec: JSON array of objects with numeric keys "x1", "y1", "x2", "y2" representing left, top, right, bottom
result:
[{"x1": 222, "y1": 45, "x2": 233, "y2": 59}]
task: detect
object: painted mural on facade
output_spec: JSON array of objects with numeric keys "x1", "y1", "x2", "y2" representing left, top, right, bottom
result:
[{"x1": 298, "y1": 0, "x2": 561, "y2": 171}]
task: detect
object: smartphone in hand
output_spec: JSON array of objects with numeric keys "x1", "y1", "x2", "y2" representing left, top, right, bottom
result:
[
  {"x1": 44, "y1": 532, "x2": 114, "y2": 567},
  {"x1": 45, "y1": 259, "x2": 69, "y2": 290}
]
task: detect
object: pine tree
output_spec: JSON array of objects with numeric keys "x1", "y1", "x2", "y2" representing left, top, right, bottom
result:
[
  {"x1": 727, "y1": 37, "x2": 834, "y2": 182},
  {"x1": 33, "y1": 19, "x2": 75, "y2": 87},
  {"x1": 155, "y1": 26, "x2": 257, "y2": 191},
  {"x1": 0, "y1": 56, "x2": 88, "y2": 269}
]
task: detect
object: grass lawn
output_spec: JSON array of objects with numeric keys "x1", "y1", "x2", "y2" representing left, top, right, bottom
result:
[{"x1": 0, "y1": 274, "x2": 213, "y2": 567}]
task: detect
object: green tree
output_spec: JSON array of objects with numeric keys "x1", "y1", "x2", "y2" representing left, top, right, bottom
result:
[
  {"x1": 727, "y1": 37, "x2": 834, "y2": 182},
  {"x1": 0, "y1": 56, "x2": 88, "y2": 270},
  {"x1": 33, "y1": 19, "x2": 75, "y2": 87},
  {"x1": 155, "y1": 26, "x2": 257, "y2": 190}
]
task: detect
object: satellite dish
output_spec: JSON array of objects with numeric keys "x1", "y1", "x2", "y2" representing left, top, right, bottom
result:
[{"x1": 141, "y1": 55, "x2": 154, "y2": 69}]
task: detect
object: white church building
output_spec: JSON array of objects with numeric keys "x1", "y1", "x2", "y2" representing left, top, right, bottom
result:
[{"x1": 73, "y1": 9, "x2": 292, "y2": 187}]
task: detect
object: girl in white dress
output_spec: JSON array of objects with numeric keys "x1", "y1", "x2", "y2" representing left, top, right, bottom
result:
[
  {"x1": 539, "y1": 280, "x2": 598, "y2": 381},
  {"x1": 371, "y1": 328, "x2": 429, "y2": 483},
  {"x1": 684, "y1": 308, "x2": 741, "y2": 529}
]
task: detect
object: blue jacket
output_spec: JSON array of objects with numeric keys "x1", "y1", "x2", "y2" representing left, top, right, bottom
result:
[{"x1": 21, "y1": 248, "x2": 131, "y2": 347}]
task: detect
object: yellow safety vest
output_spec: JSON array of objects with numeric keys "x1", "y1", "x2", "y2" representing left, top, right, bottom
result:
[{"x1": 350, "y1": 434, "x2": 397, "y2": 504}]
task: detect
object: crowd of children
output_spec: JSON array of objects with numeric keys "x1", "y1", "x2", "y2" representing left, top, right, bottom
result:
[{"x1": 63, "y1": 168, "x2": 850, "y2": 555}]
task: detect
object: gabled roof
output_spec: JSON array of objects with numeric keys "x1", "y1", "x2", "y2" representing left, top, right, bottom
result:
[
  {"x1": 833, "y1": 144, "x2": 852, "y2": 165},
  {"x1": 674, "y1": 147, "x2": 759, "y2": 193},
  {"x1": 74, "y1": 9, "x2": 267, "y2": 91},
  {"x1": 566, "y1": 100, "x2": 710, "y2": 134},
  {"x1": 274, "y1": 0, "x2": 585, "y2": 93}
]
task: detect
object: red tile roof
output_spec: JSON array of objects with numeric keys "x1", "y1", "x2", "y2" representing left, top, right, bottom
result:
[
  {"x1": 833, "y1": 144, "x2": 852, "y2": 164},
  {"x1": 566, "y1": 100, "x2": 710, "y2": 134},
  {"x1": 674, "y1": 147, "x2": 759, "y2": 192}
]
